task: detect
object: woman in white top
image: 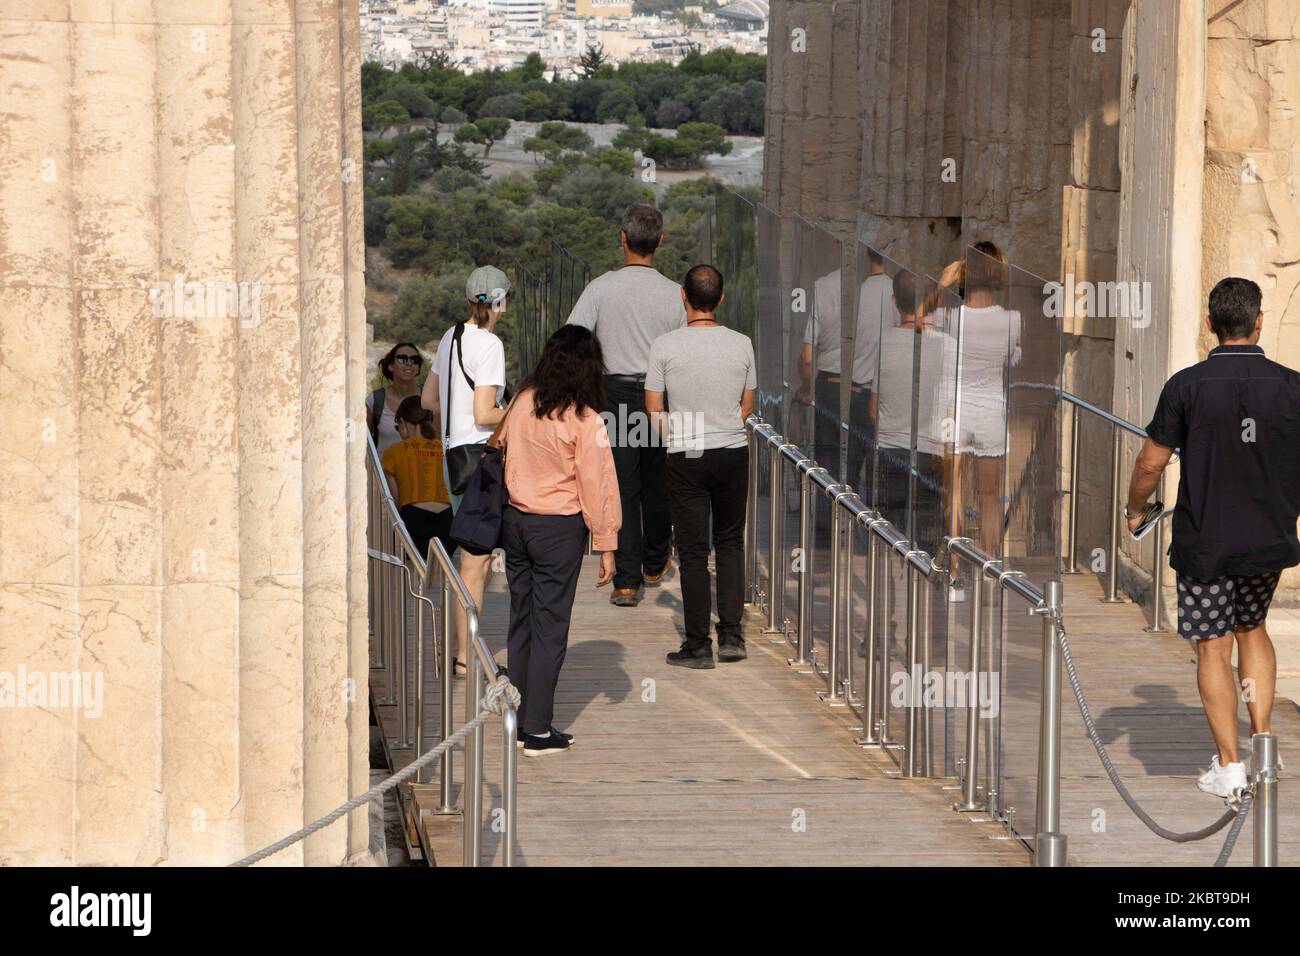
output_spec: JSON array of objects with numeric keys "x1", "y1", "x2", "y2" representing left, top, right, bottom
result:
[
  {"x1": 944, "y1": 240, "x2": 1021, "y2": 559},
  {"x1": 367, "y1": 341, "x2": 425, "y2": 456},
  {"x1": 421, "y1": 265, "x2": 510, "y2": 678}
]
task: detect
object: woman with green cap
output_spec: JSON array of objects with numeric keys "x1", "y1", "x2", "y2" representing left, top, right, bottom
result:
[{"x1": 421, "y1": 265, "x2": 511, "y2": 677}]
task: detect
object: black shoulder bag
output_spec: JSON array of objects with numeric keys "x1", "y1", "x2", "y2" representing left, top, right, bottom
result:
[{"x1": 444, "y1": 322, "x2": 491, "y2": 496}]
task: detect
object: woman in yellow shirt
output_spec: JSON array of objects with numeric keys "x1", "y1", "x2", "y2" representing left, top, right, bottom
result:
[{"x1": 382, "y1": 396, "x2": 453, "y2": 584}]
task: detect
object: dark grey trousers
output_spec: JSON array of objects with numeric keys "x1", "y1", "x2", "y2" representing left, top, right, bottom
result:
[{"x1": 503, "y1": 507, "x2": 588, "y2": 736}]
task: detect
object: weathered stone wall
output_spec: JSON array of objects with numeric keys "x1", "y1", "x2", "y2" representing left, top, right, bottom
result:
[
  {"x1": 1204, "y1": 0, "x2": 1300, "y2": 594},
  {"x1": 0, "y1": 0, "x2": 370, "y2": 865}
]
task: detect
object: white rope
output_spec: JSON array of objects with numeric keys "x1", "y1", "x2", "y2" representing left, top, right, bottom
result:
[{"x1": 228, "y1": 676, "x2": 520, "y2": 867}]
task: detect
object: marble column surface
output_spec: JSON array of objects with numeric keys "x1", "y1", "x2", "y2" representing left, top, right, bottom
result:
[{"x1": 0, "y1": 0, "x2": 369, "y2": 866}]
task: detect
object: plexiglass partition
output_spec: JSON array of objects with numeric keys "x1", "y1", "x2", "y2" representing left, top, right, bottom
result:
[
  {"x1": 994, "y1": 261, "x2": 1063, "y2": 840},
  {"x1": 714, "y1": 190, "x2": 758, "y2": 338}
]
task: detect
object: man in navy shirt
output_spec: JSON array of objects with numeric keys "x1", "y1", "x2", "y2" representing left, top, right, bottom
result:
[{"x1": 1125, "y1": 277, "x2": 1300, "y2": 798}]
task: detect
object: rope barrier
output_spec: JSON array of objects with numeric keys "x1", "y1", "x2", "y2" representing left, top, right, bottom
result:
[
  {"x1": 1056, "y1": 622, "x2": 1250, "y2": 865},
  {"x1": 228, "y1": 676, "x2": 520, "y2": 868}
]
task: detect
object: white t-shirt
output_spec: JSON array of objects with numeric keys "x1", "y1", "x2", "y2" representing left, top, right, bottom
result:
[
  {"x1": 366, "y1": 389, "x2": 403, "y2": 456},
  {"x1": 954, "y1": 305, "x2": 1022, "y2": 410},
  {"x1": 875, "y1": 324, "x2": 958, "y2": 455},
  {"x1": 434, "y1": 323, "x2": 506, "y2": 449},
  {"x1": 802, "y1": 270, "x2": 893, "y2": 387}
]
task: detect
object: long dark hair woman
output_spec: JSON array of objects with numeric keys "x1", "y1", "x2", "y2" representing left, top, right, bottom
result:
[
  {"x1": 369, "y1": 341, "x2": 424, "y2": 456},
  {"x1": 494, "y1": 325, "x2": 621, "y2": 757}
]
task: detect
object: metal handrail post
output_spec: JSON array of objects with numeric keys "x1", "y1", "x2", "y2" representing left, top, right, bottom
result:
[
  {"x1": 824, "y1": 495, "x2": 844, "y2": 700},
  {"x1": 369, "y1": 477, "x2": 383, "y2": 667},
  {"x1": 1252, "y1": 733, "x2": 1278, "y2": 867},
  {"x1": 1148, "y1": 474, "x2": 1169, "y2": 632},
  {"x1": 841, "y1": 505, "x2": 856, "y2": 702},
  {"x1": 463, "y1": 632, "x2": 484, "y2": 868},
  {"x1": 856, "y1": 524, "x2": 880, "y2": 745},
  {"x1": 794, "y1": 467, "x2": 814, "y2": 664},
  {"x1": 438, "y1": 571, "x2": 455, "y2": 812},
  {"x1": 1103, "y1": 425, "x2": 1123, "y2": 603},
  {"x1": 744, "y1": 422, "x2": 759, "y2": 604},
  {"x1": 954, "y1": 559, "x2": 985, "y2": 811},
  {"x1": 1034, "y1": 580, "x2": 1067, "y2": 867},
  {"x1": 396, "y1": 547, "x2": 411, "y2": 749},
  {"x1": 414, "y1": 566, "x2": 427, "y2": 783},
  {"x1": 1066, "y1": 403, "x2": 1080, "y2": 573},
  {"x1": 378, "y1": 508, "x2": 397, "y2": 705},
  {"x1": 902, "y1": 562, "x2": 920, "y2": 777},
  {"x1": 502, "y1": 705, "x2": 518, "y2": 867},
  {"x1": 765, "y1": 440, "x2": 787, "y2": 635}
]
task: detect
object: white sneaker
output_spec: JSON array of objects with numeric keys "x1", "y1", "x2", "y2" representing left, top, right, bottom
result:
[{"x1": 1197, "y1": 755, "x2": 1248, "y2": 798}]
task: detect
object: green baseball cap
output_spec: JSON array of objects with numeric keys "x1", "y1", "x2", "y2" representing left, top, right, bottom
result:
[{"x1": 466, "y1": 265, "x2": 511, "y2": 304}]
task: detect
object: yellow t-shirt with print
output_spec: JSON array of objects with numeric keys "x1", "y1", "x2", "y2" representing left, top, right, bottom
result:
[{"x1": 381, "y1": 437, "x2": 450, "y2": 508}]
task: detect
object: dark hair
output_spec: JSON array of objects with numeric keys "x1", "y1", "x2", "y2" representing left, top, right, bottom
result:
[
  {"x1": 1208, "y1": 277, "x2": 1261, "y2": 341},
  {"x1": 892, "y1": 270, "x2": 919, "y2": 317},
  {"x1": 522, "y1": 325, "x2": 607, "y2": 420},
  {"x1": 867, "y1": 248, "x2": 885, "y2": 270},
  {"x1": 621, "y1": 203, "x2": 664, "y2": 257},
  {"x1": 466, "y1": 290, "x2": 512, "y2": 328},
  {"x1": 683, "y1": 264, "x2": 724, "y2": 312},
  {"x1": 962, "y1": 240, "x2": 1005, "y2": 297},
  {"x1": 394, "y1": 395, "x2": 435, "y2": 439},
  {"x1": 379, "y1": 341, "x2": 422, "y2": 381}
]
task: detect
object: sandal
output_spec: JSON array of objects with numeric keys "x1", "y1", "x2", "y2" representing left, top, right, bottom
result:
[{"x1": 452, "y1": 658, "x2": 468, "y2": 680}]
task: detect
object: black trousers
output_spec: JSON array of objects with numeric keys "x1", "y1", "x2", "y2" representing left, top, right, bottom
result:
[
  {"x1": 666, "y1": 446, "x2": 749, "y2": 650},
  {"x1": 398, "y1": 504, "x2": 454, "y2": 564},
  {"x1": 606, "y1": 375, "x2": 672, "y2": 590},
  {"x1": 503, "y1": 507, "x2": 588, "y2": 736},
  {"x1": 878, "y1": 448, "x2": 944, "y2": 546},
  {"x1": 814, "y1": 372, "x2": 873, "y2": 493}
]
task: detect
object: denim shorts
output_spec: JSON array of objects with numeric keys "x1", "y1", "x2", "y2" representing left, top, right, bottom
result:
[{"x1": 1176, "y1": 571, "x2": 1280, "y2": 640}]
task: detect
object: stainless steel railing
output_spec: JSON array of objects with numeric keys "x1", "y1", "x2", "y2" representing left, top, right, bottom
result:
[
  {"x1": 1061, "y1": 390, "x2": 1169, "y2": 631},
  {"x1": 365, "y1": 431, "x2": 518, "y2": 867},
  {"x1": 743, "y1": 416, "x2": 1068, "y2": 863}
]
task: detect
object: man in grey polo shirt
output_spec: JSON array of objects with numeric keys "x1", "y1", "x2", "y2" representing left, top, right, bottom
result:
[
  {"x1": 646, "y1": 265, "x2": 757, "y2": 668},
  {"x1": 567, "y1": 203, "x2": 686, "y2": 606}
]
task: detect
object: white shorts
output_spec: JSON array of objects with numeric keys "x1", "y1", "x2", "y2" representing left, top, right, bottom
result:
[{"x1": 954, "y1": 402, "x2": 1007, "y2": 457}]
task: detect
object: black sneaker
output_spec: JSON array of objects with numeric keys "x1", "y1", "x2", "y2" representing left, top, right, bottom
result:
[
  {"x1": 666, "y1": 643, "x2": 715, "y2": 669},
  {"x1": 717, "y1": 640, "x2": 747, "y2": 662},
  {"x1": 522, "y1": 730, "x2": 571, "y2": 758},
  {"x1": 516, "y1": 726, "x2": 574, "y2": 749}
]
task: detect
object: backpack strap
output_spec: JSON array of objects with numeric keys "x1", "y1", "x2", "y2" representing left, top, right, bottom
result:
[
  {"x1": 453, "y1": 321, "x2": 476, "y2": 391},
  {"x1": 369, "y1": 387, "x2": 386, "y2": 442}
]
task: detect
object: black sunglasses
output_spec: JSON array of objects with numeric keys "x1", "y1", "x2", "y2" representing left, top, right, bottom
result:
[{"x1": 393, "y1": 354, "x2": 423, "y2": 367}]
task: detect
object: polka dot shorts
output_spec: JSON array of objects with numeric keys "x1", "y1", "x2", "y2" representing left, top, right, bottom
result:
[{"x1": 1176, "y1": 571, "x2": 1281, "y2": 640}]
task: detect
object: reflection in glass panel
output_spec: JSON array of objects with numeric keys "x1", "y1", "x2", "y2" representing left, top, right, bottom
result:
[
  {"x1": 951, "y1": 244, "x2": 1016, "y2": 561},
  {"x1": 756, "y1": 204, "x2": 785, "y2": 433}
]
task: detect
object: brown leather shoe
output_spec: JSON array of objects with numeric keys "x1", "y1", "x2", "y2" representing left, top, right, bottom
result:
[
  {"x1": 642, "y1": 562, "x2": 671, "y2": 587},
  {"x1": 609, "y1": 588, "x2": 640, "y2": 607}
]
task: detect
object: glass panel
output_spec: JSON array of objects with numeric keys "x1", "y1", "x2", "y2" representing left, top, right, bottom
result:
[
  {"x1": 714, "y1": 191, "x2": 758, "y2": 338},
  {"x1": 869, "y1": 254, "x2": 915, "y2": 535},
  {"x1": 849, "y1": 242, "x2": 892, "y2": 507},
  {"x1": 756, "y1": 204, "x2": 784, "y2": 433},
  {"x1": 509, "y1": 255, "x2": 546, "y2": 383},
  {"x1": 995, "y1": 261, "x2": 1063, "y2": 841}
]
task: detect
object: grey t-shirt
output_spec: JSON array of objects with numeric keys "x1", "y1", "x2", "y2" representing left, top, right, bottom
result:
[
  {"x1": 565, "y1": 265, "x2": 688, "y2": 375},
  {"x1": 645, "y1": 325, "x2": 757, "y2": 454}
]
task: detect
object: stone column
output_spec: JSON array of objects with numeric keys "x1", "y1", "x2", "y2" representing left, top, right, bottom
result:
[
  {"x1": 1114, "y1": 0, "x2": 1205, "y2": 608},
  {"x1": 1061, "y1": 0, "x2": 1127, "y2": 572},
  {"x1": 0, "y1": 0, "x2": 369, "y2": 866},
  {"x1": 1205, "y1": 0, "x2": 1300, "y2": 594}
]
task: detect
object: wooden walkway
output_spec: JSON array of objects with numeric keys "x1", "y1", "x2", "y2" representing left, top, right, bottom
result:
[{"x1": 370, "y1": 559, "x2": 1295, "y2": 866}]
